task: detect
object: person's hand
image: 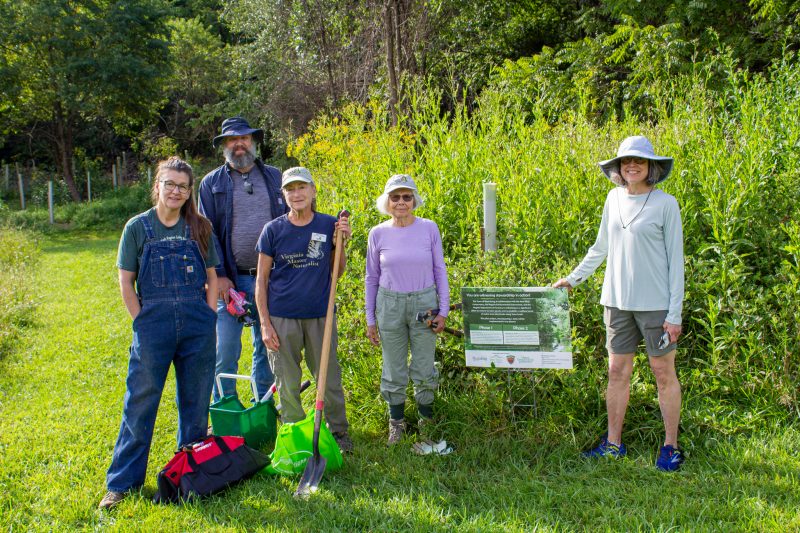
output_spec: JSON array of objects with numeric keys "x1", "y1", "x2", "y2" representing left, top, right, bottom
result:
[
  {"x1": 552, "y1": 278, "x2": 572, "y2": 291},
  {"x1": 261, "y1": 320, "x2": 280, "y2": 351},
  {"x1": 430, "y1": 314, "x2": 445, "y2": 334},
  {"x1": 366, "y1": 325, "x2": 380, "y2": 346},
  {"x1": 663, "y1": 321, "x2": 682, "y2": 344},
  {"x1": 335, "y1": 214, "x2": 351, "y2": 240},
  {"x1": 217, "y1": 276, "x2": 234, "y2": 303}
]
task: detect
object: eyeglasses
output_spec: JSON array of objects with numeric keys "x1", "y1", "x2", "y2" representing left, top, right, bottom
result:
[
  {"x1": 242, "y1": 173, "x2": 253, "y2": 194},
  {"x1": 389, "y1": 193, "x2": 414, "y2": 202},
  {"x1": 620, "y1": 157, "x2": 648, "y2": 165},
  {"x1": 161, "y1": 180, "x2": 191, "y2": 195}
]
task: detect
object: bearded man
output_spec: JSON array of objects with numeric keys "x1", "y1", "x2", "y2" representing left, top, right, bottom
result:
[{"x1": 199, "y1": 117, "x2": 289, "y2": 402}]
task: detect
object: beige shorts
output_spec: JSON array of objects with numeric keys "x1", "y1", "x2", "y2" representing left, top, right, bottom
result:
[{"x1": 604, "y1": 307, "x2": 675, "y2": 357}]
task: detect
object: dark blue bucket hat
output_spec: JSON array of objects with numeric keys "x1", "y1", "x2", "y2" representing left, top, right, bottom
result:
[{"x1": 212, "y1": 116, "x2": 264, "y2": 148}]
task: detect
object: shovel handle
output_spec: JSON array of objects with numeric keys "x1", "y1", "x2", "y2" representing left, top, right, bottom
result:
[{"x1": 314, "y1": 210, "x2": 348, "y2": 408}]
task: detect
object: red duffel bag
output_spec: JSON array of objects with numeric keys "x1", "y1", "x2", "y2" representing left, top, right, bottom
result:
[{"x1": 153, "y1": 435, "x2": 269, "y2": 504}]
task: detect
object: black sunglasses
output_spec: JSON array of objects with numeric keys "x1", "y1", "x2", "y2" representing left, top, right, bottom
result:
[{"x1": 389, "y1": 193, "x2": 414, "y2": 202}]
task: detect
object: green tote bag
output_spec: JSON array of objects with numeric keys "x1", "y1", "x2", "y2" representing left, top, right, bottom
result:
[{"x1": 264, "y1": 411, "x2": 343, "y2": 475}]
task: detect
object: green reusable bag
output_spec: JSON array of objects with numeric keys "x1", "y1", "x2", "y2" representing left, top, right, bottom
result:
[{"x1": 264, "y1": 411, "x2": 343, "y2": 475}]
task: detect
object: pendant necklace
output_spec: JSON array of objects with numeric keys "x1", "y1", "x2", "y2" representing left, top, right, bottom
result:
[{"x1": 617, "y1": 187, "x2": 653, "y2": 229}]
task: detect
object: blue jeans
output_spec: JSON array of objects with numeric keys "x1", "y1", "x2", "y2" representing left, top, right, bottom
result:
[
  {"x1": 106, "y1": 300, "x2": 216, "y2": 492},
  {"x1": 212, "y1": 273, "x2": 274, "y2": 402}
]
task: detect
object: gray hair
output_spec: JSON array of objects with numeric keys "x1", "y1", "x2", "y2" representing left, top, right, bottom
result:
[
  {"x1": 609, "y1": 160, "x2": 664, "y2": 187},
  {"x1": 376, "y1": 190, "x2": 424, "y2": 216}
]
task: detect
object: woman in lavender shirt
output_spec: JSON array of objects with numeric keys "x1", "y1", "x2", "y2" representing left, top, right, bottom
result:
[{"x1": 365, "y1": 174, "x2": 450, "y2": 445}]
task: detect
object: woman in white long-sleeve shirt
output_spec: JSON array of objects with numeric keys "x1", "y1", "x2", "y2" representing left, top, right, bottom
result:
[{"x1": 553, "y1": 135, "x2": 686, "y2": 472}]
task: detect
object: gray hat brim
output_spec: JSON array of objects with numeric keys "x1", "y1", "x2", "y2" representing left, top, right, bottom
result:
[{"x1": 598, "y1": 154, "x2": 674, "y2": 184}]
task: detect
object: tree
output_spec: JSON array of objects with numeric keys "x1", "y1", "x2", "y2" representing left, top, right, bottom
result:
[{"x1": 0, "y1": 0, "x2": 171, "y2": 201}]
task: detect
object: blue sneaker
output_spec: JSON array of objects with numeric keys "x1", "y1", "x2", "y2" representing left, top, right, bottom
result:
[
  {"x1": 656, "y1": 445, "x2": 685, "y2": 471},
  {"x1": 582, "y1": 435, "x2": 627, "y2": 458}
]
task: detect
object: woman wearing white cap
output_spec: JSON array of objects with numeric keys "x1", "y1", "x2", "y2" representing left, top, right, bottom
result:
[
  {"x1": 254, "y1": 167, "x2": 353, "y2": 452},
  {"x1": 365, "y1": 174, "x2": 450, "y2": 445},
  {"x1": 553, "y1": 136, "x2": 685, "y2": 471}
]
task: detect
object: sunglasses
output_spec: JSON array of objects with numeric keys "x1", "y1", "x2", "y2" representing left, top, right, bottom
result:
[
  {"x1": 620, "y1": 156, "x2": 648, "y2": 165},
  {"x1": 389, "y1": 193, "x2": 414, "y2": 202},
  {"x1": 242, "y1": 173, "x2": 253, "y2": 195}
]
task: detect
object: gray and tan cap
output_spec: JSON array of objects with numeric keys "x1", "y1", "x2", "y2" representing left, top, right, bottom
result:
[
  {"x1": 383, "y1": 174, "x2": 418, "y2": 193},
  {"x1": 281, "y1": 167, "x2": 315, "y2": 188},
  {"x1": 598, "y1": 135, "x2": 674, "y2": 184}
]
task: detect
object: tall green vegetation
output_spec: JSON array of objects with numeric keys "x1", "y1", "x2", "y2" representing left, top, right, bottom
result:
[
  {"x1": 289, "y1": 56, "x2": 800, "y2": 439},
  {"x1": 0, "y1": 220, "x2": 39, "y2": 357}
]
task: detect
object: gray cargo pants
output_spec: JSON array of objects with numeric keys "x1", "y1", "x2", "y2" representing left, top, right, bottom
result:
[
  {"x1": 377, "y1": 286, "x2": 439, "y2": 406},
  {"x1": 268, "y1": 315, "x2": 348, "y2": 434}
]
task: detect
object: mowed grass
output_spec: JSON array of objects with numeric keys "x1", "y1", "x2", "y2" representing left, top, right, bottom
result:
[{"x1": 0, "y1": 233, "x2": 798, "y2": 532}]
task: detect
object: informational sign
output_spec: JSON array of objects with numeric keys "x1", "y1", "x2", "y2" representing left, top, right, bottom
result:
[{"x1": 461, "y1": 287, "x2": 572, "y2": 369}]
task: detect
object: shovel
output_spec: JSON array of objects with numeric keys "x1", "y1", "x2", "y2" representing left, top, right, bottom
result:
[{"x1": 295, "y1": 209, "x2": 349, "y2": 498}]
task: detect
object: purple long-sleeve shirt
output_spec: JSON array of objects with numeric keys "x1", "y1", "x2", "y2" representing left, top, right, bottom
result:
[{"x1": 365, "y1": 217, "x2": 450, "y2": 326}]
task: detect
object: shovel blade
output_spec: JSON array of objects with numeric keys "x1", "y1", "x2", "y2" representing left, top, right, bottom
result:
[{"x1": 294, "y1": 455, "x2": 327, "y2": 498}]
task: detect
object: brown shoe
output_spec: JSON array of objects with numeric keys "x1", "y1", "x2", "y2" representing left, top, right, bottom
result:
[
  {"x1": 332, "y1": 431, "x2": 354, "y2": 453},
  {"x1": 98, "y1": 490, "x2": 125, "y2": 510},
  {"x1": 387, "y1": 419, "x2": 406, "y2": 446}
]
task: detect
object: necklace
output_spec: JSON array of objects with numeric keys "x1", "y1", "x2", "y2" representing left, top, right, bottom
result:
[{"x1": 617, "y1": 187, "x2": 653, "y2": 229}]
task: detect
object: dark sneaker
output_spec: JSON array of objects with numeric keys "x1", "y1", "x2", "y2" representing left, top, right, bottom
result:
[
  {"x1": 656, "y1": 444, "x2": 685, "y2": 472},
  {"x1": 387, "y1": 418, "x2": 406, "y2": 446},
  {"x1": 332, "y1": 431, "x2": 354, "y2": 453},
  {"x1": 582, "y1": 435, "x2": 627, "y2": 458},
  {"x1": 98, "y1": 490, "x2": 125, "y2": 510}
]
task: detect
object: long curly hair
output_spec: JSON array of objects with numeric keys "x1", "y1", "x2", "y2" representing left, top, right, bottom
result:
[{"x1": 150, "y1": 157, "x2": 213, "y2": 258}]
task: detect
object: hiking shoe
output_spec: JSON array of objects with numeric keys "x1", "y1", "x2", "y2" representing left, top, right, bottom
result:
[
  {"x1": 582, "y1": 435, "x2": 627, "y2": 458},
  {"x1": 98, "y1": 490, "x2": 125, "y2": 510},
  {"x1": 332, "y1": 431, "x2": 354, "y2": 453},
  {"x1": 387, "y1": 418, "x2": 406, "y2": 446},
  {"x1": 656, "y1": 444, "x2": 685, "y2": 472}
]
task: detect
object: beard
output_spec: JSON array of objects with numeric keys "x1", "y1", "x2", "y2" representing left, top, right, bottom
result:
[{"x1": 223, "y1": 143, "x2": 257, "y2": 170}]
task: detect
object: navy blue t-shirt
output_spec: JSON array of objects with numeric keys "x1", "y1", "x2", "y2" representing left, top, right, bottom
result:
[{"x1": 256, "y1": 212, "x2": 336, "y2": 319}]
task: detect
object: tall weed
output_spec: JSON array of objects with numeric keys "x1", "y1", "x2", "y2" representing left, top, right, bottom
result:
[
  {"x1": 291, "y1": 56, "x2": 800, "y2": 445},
  {"x1": 0, "y1": 224, "x2": 39, "y2": 357}
]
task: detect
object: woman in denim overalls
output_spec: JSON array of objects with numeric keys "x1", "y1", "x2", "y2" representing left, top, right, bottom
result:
[{"x1": 100, "y1": 157, "x2": 219, "y2": 509}]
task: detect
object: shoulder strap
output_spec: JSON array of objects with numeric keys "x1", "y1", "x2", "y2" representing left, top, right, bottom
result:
[{"x1": 139, "y1": 212, "x2": 156, "y2": 240}]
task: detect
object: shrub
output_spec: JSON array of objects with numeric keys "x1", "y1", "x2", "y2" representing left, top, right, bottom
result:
[
  {"x1": 0, "y1": 225, "x2": 39, "y2": 357},
  {"x1": 294, "y1": 55, "x2": 800, "y2": 444}
]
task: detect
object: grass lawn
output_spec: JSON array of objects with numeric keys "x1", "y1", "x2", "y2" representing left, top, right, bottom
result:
[{"x1": 0, "y1": 233, "x2": 798, "y2": 531}]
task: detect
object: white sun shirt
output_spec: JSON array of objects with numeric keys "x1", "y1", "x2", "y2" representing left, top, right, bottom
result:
[{"x1": 566, "y1": 187, "x2": 684, "y2": 324}]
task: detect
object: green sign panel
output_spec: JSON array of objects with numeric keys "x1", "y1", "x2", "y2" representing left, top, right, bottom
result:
[{"x1": 461, "y1": 287, "x2": 572, "y2": 369}]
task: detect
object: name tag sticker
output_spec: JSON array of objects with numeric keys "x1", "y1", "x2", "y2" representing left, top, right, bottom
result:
[{"x1": 311, "y1": 233, "x2": 327, "y2": 243}]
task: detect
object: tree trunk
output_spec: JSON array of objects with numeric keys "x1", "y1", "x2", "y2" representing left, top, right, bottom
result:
[
  {"x1": 306, "y1": 0, "x2": 338, "y2": 103},
  {"x1": 53, "y1": 102, "x2": 82, "y2": 202},
  {"x1": 384, "y1": 0, "x2": 399, "y2": 126}
]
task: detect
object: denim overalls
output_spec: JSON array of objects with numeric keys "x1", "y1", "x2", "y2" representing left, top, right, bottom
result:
[{"x1": 106, "y1": 214, "x2": 217, "y2": 493}]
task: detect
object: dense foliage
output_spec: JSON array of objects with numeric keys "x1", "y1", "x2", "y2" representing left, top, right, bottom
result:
[
  {"x1": 287, "y1": 55, "x2": 800, "y2": 440},
  {"x1": 0, "y1": 218, "x2": 39, "y2": 357},
  {"x1": 2, "y1": 0, "x2": 799, "y2": 186}
]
